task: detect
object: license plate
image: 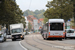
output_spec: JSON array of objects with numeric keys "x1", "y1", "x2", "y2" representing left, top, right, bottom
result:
[
  {"x1": 16, "y1": 36, "x2": 18, "y2": 38},
  {"x1": 54, "y1": 33, "x2": 59, "y2": 35}
]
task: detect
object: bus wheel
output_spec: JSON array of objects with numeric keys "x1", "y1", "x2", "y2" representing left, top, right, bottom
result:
[
  {"x1": 45, "y1": 35, "x2": 49, "y2": 40},
  {"x1": 42, "y1": 34, "x2": 45, "y2": 40},
  {"x1": 65, "y1": 37, "x2": 67, "y2": 39},
  {"x1": 59, "y1": 38, "x2": 62, "y2": 41}
]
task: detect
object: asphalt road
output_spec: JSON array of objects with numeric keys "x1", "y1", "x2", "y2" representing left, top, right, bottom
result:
[
  {"x1": 0, "y1": 39, "x2": 25, "y2": 50},
  {"x1": 0, "y1": 33, "x2": 75, "y2": 50},
  {"x1": 21, "y1": 33, "x2": 75, "y2": 50}
]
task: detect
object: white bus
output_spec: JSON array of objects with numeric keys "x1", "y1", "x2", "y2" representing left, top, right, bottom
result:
[{"x1": 42, "y1": 19, "x2": 65, "y2": 40}]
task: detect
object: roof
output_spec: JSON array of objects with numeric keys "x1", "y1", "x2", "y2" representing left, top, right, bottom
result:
[
  {"x1": 49, "y1": 19, "x2": 64, "y2": 23},
  {"x1": 28, "y1": 15, "x2": 37, "y2": 20},
  {"x1": 39, "y1": 18, "x2": 44, "y2": 21}
]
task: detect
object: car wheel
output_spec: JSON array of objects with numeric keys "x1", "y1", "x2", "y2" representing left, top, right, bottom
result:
[
  {"x1": 12, "y1": 39, "x2": 16, "y2": 41},
  {"x1": 22, "y1": 37, "x2": 24, "y2": 40}
]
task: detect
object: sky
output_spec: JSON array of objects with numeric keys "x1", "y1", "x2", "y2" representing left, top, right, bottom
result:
[{"x1": 16, "y1": 0, "x2": 52, "y2": 11}]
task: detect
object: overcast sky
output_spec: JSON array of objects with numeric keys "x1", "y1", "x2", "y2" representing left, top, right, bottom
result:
[{"x1": 16, "y1": 0, "x2": 52, "y2": 11}]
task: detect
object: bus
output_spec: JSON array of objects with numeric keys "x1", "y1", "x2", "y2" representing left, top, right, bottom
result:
[{"x1": 42, "y1": 19, "x2": 65, "y2": 40}]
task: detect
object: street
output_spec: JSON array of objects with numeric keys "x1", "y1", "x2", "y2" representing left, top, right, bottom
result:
[
  {"x1": 0, "y1": 33, "x2": 75, "y2": 50},
  {"x1": 21, "y1": 33, "x2": 75, "y2": 50},
  {"x1": 0, "y1": 39, "x2": 25, "y2": 50}
]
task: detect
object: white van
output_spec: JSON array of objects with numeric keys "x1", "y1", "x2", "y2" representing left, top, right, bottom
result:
[{"x1": 65, "y1": 29, "x2": 75, "y2": 39}]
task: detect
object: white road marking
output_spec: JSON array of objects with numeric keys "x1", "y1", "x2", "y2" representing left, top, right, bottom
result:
[
  {"x1": 19, "y1": 41, "x2": 28, "y2": 50},
  {"x1": 52, "y1": 46, "x2": 74, "y2": 49}
]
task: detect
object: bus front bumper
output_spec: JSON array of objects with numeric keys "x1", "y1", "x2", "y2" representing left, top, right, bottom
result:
[{"x1": 48, "y1": 36, "x2": 65, "y2": 38}]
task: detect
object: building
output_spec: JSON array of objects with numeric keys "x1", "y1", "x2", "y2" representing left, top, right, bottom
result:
[
  {"x1": 33, "y1": 19, "x2": 38, "y2": 32},
  {"x1": 24, "y1": 16, "x2": 29, "y2": 30},
  {"x1": 27, "y1": 15, "x2": 37, "y2": 30},
  {"x1": 26, "y1": 15, "x2": 44, "y2": 32},
  {"x1": 38, "y1": 18, "x2": 44, "y2": 30}
]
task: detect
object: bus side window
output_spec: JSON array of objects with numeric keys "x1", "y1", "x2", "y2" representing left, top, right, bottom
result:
[{"x1": 47, "y1": 23, "x2": 48, "y2": 32}]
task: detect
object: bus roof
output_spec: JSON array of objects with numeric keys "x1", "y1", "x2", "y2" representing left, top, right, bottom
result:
[{"x1": 48, "y1": 19, "x2": 64, "y2": 23}]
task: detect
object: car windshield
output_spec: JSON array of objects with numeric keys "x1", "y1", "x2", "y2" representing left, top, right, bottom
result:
[
  {"x1": 67, "y1": 30, "x2": 74, "y2": 33},
  {"x1": 12, "y1": 28, "x2": 22, "y2": 33}
]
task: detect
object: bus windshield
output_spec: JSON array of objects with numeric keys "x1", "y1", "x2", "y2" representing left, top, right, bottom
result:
[
  {"x1": 12, "y1": 28, "x2": 22, "y2": 33},
  {"x1": 50, "y1": 23, "x2": 63, "y2": 31}
]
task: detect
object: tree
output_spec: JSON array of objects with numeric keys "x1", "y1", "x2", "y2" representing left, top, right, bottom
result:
[
  {"x1": 44, "y1": 0, "x2": 73, "y2": 21},
  {"x1": 0, "y1": 0, "x2": 26, "y2": 33},
  {"x1": 20, "y1": 16, "x2": 26, "y2": 28},
  {"x1": 43, "y1": 18, "x2": 48, "y2": 24},
  {"x1": 23, "y1": 10, "x2": 45, "y2": 19},
  {"x1": 28, "y1": 22, "x2": 32, "y2": 31}
]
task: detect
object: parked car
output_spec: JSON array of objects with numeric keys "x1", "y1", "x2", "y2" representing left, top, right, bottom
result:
[
  {"x1": 0, "y1": 28, "x2": 7, "y2": 42},
  {"x1": 65, "y1": 29, "x2": 75, "y2": 39}
]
